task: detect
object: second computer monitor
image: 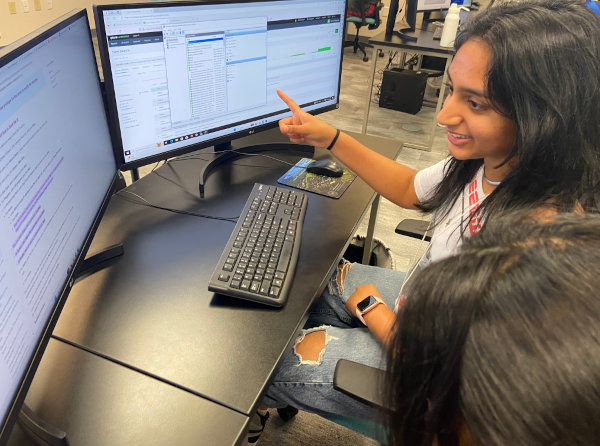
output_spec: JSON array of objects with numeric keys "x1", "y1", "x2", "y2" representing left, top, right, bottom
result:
[
  {"x1": 417, "y1": 0, "x2": 452, "y2": 11},
  {"x1": 386, "y1": 0, "x2": 451, "y2": 37},
  {"x1": 94, "y1": 0, "x2": 347, "y2": 170},
  {"x1": 0, "y1": 9, "x2": 117, "y2": 442}
]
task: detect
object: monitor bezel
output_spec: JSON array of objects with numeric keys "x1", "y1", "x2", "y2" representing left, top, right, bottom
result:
[
  {"x1": 0, "y1": 9, "x2": 119, "y2": 443},
  {"x1": 94, "y1": 0, "x2": 348, "y2": 172},
  {"x1": 417, "y1": 0, "x2": 452, "y2": 12}
]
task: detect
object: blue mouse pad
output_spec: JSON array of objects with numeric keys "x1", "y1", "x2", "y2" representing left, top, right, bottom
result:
[{"x1": 277, "y1": 158, "x2": 357, "y2": 199}]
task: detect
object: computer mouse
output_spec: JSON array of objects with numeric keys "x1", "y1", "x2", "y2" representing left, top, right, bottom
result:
[{"x1": 306, "y1": 159, "x2": 344, "y2": 178}]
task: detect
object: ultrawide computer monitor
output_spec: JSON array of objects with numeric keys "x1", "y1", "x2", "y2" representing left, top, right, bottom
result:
[
  {"x1": 0, "y1": 9, "x2": 117, "y2": 443},
  {"x1": 94, "y1": 0, "x2": 347, "y2": 171}
]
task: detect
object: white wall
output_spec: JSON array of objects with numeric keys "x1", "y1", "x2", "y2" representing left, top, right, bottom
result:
[
  {"x1": 0, "y1": 0, "x2": 125, "y2": 45},
  {"x1": 0, "y1": 0, "x2": 404, "y2": 45}
]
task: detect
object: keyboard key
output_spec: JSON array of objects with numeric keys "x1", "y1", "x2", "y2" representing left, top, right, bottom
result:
[
  {"x1": 259, "y1": 280, "x2": 271, "y2": 295},
  {"x1": 250, "y1": 281, "x2": 261, "y2": 293},
  {"x1": 276, "y1": 241, "x2": 293, "y2": 272}
]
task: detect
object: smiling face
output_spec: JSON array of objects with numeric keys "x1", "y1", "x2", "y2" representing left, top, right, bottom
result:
[{"x1": 437, "y1": 39, "x2": 517, "y2": 172}]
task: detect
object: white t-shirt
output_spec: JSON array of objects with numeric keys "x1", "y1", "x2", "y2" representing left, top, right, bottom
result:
[
  {"x1": 414, "y1": 158, "x2": 486, "y2": 264},
  {"x1": 395, "y1": 158, "x2": 487, "y2": 312}
]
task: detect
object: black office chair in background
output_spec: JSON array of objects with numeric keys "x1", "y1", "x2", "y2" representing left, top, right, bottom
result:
[
  {"x1": 344, "y1": 0, "x2": 383, "y2": 62},
  {"x1": 395, "y1": 218, "x2": 431, "y2": 241}
]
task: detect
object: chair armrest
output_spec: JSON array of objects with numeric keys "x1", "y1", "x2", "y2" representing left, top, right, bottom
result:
[
  {"x1": 395, "y1": 218, "x2": 432, "y2": 242},
  {"x1": 333, "y1": 359, "x2": 392, "y2": 410}
]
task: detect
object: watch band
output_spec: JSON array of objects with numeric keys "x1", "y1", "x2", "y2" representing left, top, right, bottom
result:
[{"x1": 355, "y1": 295, "x2": 384, "y2": 325}]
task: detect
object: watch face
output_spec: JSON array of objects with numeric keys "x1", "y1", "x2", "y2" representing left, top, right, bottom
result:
[{"x1": 357, "y1": 295, "x2": 377, "y2": 312}]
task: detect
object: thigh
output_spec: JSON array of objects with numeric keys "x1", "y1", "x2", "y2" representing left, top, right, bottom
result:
[
  {"x1": 263, "y1": 325, "x2": 386, "y2": 419},
  {"x1": 307, "y1": 264, "x2": 406, "y2": 329},
  {"x1": 341, "y1": 263, "x2": 406, "y2": 308}
]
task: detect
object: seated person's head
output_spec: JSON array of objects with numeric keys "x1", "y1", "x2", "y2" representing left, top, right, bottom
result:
[
  {"x1": 431, "y1": 0, "x2": 599, "y2": 216},
  {"x1": 385, "y1": 212, "x2": 600, "y2": 446}
]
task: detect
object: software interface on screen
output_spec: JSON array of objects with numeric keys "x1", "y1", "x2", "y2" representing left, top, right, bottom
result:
[
  {"x1": 98, "y1": 0, "x2": 346, "y2": 164},
  {"x1": 0, "y1": 14, "x2": 116, "y2": 422},
  {"x1": 417, "y1": 0, "x2": 452, "y2": 11}
]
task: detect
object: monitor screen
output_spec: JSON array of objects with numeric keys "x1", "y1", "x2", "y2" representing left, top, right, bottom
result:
[
  {"x1": 417, "y1": 0, "x2": 452, "y2": 12},
  {"x1": 0, "y1": 9, "x2": 117, "y2": 441},
  {"x1": 386, "y1": 0, "x2": 451, "y2": 37},
  {"x1": 94, "y1": 0, "x2": 347, "y2": 170}
]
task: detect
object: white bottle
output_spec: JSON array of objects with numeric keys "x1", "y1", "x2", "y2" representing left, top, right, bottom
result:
[{"x1": 439, "y1": 3, "x2": 469, "y2": 48}]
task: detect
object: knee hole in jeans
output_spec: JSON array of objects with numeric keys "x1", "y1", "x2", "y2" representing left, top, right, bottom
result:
[{"x1": 293, "y1": 326, "x2": 338, "y2": 365}]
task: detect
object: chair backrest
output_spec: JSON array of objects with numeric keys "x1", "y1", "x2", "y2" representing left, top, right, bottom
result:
[{"x1": 347, "y1": 0, "x2": 383, "y2": 28}]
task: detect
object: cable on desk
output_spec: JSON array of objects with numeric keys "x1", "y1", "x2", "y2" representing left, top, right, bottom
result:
[
  {"x1": 115, "y1": 190, "x2": 239, "y2": 222},
  {"x1": 167, "y1": 148, "x2": 304, "y2": 167},
  {"x1": 135, "y1": 150, "x2": 298, "y2": 196},
  {"x1": 150, "y1": 160, "x2": 166, "y2": 172}
]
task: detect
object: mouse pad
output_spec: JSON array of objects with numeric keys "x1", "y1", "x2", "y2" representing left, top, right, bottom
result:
[{"x1": 277, "y1": 158, "x2": 357, "y2": 199}]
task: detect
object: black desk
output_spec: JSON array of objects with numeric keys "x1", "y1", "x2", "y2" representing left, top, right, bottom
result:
[
  {"x1": 363, "y1": 29, "x2": 454, "y2": 151},
  {"x1": 8, "y1": 339, "x2": 247, "y2": 446},
  {"x1": 21, "y1": 129, "x2": 400, "y2": 445}
]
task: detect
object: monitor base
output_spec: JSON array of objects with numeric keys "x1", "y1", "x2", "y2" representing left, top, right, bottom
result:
[
  {"x1": 18, "y1": 404, "x2": 69, "y2": 446},
  {"x1": 74, "y1": 244, "x2": 124, "y2": 284},
  {"x1": 197, "y1": 142, "x2": 313, "y2": 198},
  {"x1": 394, "y1": 28, "x2": 418, "y2": 42}
]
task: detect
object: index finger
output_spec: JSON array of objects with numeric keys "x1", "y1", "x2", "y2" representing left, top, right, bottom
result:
[{"x1": 276, "y1": 89, "x2": 302, "y2": 113}]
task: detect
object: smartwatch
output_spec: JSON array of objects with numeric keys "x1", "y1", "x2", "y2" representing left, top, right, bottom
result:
[{"x1": 355, "y1": 295, "x2": 384, "y2": 325}]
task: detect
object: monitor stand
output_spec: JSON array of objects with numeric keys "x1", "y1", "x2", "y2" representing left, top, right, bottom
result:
[
  {"x1": 394, "y1": 27, "x2": 418, "y2": 42},
  {"x1": 73, "y1": 244, "x2": 125, "y2": 284},
  {"x1": 16, "y1": 241, "x2": 125, "y2": 446},
  {"x1": 73, "y1": 171, "x2": 127, "y2": 283},
  {"x1": 18, "y1": 404, "x2": 69, "y2": 446},
  {"x1": 196, "y1": 140, "x2": 313, "y2": 198}
]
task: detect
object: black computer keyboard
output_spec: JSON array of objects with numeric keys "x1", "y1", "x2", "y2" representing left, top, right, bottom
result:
[{"x1": 208, "y1": 183, "x2": 307, "y2": 307}]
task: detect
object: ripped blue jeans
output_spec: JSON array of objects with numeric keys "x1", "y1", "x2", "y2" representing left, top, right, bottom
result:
[{"x1": 261, "y1": 262, "x2": 406, "y2": 420}]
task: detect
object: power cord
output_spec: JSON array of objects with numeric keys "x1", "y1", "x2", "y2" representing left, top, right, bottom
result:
[
  {"x1": 167, "y1": 148, "x2": 299, "y2": 167},
  {"x1": 115, "y1": 189, "x2": 239, "y2": 223},
  {"x1": 117, "y1": 148, "x2": 306, "y2": 221}
]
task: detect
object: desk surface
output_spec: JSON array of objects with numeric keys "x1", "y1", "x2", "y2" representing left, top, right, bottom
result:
[
  {"x1": 52, "y1": 129, "x2": 401, "y2": 419},
  {"x1": 369, "y1": 29, "x2": 455, "y2": 56},
  {"x1": 8, "y1": 338, "x2": 247, "y2": 446}
]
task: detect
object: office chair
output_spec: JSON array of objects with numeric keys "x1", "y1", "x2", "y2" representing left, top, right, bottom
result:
[
  {"x1": 395, "y1": 218, "x2": 431, "y2": 241},
  {"x1": 344, "y1": 0, "x2": 383, "y2": 62},
  {"x1": 276, "y1": 360, "x2": 389, "y2": 442},
  {"x1": 331, "y1": 359, "x2": 391, "y2": 441}
]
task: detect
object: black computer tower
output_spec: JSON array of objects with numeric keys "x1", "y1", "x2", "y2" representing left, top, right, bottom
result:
[{"x1": 379, "y1": 68, "x2": 428, "y2": 114}]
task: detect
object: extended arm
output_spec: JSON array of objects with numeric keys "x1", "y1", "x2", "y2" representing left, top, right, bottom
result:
[{"x1": 277, "y1": 90, "x2": 420, "y2": 210}]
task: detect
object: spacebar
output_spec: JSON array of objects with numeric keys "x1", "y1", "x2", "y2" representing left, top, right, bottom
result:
[{"x1": 276, "y1": 241, "x2": 293, "y2": 272}]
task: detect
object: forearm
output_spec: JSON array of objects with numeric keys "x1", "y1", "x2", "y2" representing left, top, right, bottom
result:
[
  {"x1": 330, "y1": 131, "x2": 419, "y2": 210},
  {"x1": 363, "y1": 304, "x2": 397, "y2": 347},
  {"x1": 345, "y1": 283, "x2": 398, "y2": 347},
  {"x1": 276, "y1": 90, "x2": 419, "y2": 209}
]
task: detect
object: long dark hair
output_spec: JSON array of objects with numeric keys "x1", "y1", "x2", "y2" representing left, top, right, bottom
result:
[
  {"x1": 419, "y1": 0, "x2": 600, "y2": 224},
  {"x1": 384, "y1": 212, "x2": 600, "y2": 445}
]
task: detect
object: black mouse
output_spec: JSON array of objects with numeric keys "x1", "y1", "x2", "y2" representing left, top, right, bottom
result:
[{"x1": 306, "y1": 159, "x2": 344, "y2": 178}]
